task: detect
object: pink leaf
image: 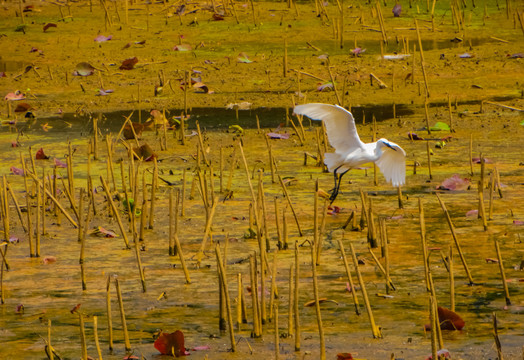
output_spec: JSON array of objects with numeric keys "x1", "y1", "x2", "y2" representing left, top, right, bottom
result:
[
  {"x1": 267, "y1": 132, "x2": 290, "y2": 139},
  {"x1": 10, "y1": 166, "x2": 24, "y2": 175},
  {"x1": 4, "y1": 91, "x2": 25, "y2": 101},
  {"x1": 54, "y1": 158, "x2": 67, "y2": 168},
  {"x1": 437, "y1": 175, "x2": 471, "y2": 191},
  {"x1": 191, "y1": 345, "x2": 211, "y2": 351},
  {"x1": 465, "y1": 209, "x2": 478, "y2": 217},
  {"x1": 94, "y1": 35, "x2": 113, "y2": 42}
]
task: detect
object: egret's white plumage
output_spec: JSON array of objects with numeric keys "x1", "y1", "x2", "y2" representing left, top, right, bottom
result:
[{"x1": 294, "y1": 103, "x2": 406, "y2": 201}]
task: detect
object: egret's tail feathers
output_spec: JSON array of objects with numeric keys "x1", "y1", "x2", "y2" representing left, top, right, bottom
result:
[{"x1": 324, "y1": 153, "x2": 349, "y2": 173}]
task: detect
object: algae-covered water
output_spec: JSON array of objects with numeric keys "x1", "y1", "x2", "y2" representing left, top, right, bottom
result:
[{"x1": 1, "y1": 0, "x2": 524, "y2": 359}]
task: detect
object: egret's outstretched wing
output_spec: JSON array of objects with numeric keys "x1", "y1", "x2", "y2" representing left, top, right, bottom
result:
[
  {"x1": 375, "y1": 141, "x2": 406, "y2": 186},
  {"x1": 293, "y1": 103, "x2": 365, "y2": 154}
]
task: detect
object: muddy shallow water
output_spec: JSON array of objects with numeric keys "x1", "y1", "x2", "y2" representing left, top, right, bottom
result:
[
  {"x1": 1, "y1": 0, "x2": 524, "y2": 359},
  {"x1": 1, "y1": 101, "x2": 524, "y2": 360}
]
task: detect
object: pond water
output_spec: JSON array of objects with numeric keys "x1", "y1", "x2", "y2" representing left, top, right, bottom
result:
[{"x1": 1, "y1": 101, "x2": 523, "y2": 360}]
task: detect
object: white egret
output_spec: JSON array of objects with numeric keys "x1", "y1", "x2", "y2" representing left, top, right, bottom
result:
[{"x1": 293, "y1": 103, "x2": 406, "y2": 203}]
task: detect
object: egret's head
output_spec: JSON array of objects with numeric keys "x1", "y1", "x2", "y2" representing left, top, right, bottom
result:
[{"x1": 377, "y1": 138, "x2": 397, "y2": 151}]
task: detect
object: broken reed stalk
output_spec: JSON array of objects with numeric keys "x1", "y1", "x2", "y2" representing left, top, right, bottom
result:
[
  {"x1": 148, "y1": 158, "x2": 158, "y2": 229},
  {"x1": 249, "y1": 254, "x2": 261, "y2": 338},
  {"x1": 226, "y1": 148, "x2": 238, "y2": 192},
  {"x1": 274, "y1": 198, "x2": 283, "y2": 249},
  {"x1": 415, "y1": 19, "x2": 430, "y2": 97},
  {"x1": 258, "y1": 171, "x2": 270, "y2": 251},
  {"x1": 269, "y1": 252, "x2": 278, "y2": 321},
  {"x1": 429, "y1": 295, "x2": 438, "y2": 360},
  {"x1": 274, "y1": 303, "x2": 280, "y2": 360},
  {"x1": 349, "y1": 243, "x2": 382, "y2": 338},
  {"x1": 196, "y1": 200, "x2": 218, "y2": 267},
  {"x1": 21, "y1": 154, "x2": 34, "y2": 256},
  {"x1": 313, "y1": 180, "x2": 319, "y2": 264},
  {"x1": 169, "y1": 188, "x2": 175, "y2": 255},
  {"x1": 7, "y1": 179, "x2": 27, "y2": 233},
  {"x1": 426, "y1": 141, "x2": 433, "y2": 180},
  {"x1": 384, "y1": 228, "x2": 391, "y2": 294},
  {"x1": 492, "y1": 313, "x2": 504, "y2": 360},
  {"x1": 447, "y1": 93, "x2": 453, "y2": 131},
  {"x1": 282, "y1": 207, "x2": 289, "y2": 249},
  {"x1": 264, "y1": 136, "x2": 276, "y2": 183},
  {"x1": 215, "y1": 245, "x2": 236, "y2": 352},
  {"x1": 359, "y1": 189, "x2": 369, "y2": 231},
  {"x1": 436, "y1": 193, "x2": 474, "y2": 285},
  {"x1": 139, "y1": 172, "x2": 147, "y2": 241},
  {"x1": 287, "y1": 263, "x2": 294, "y2": 337},
  {"x1": 237, "y1": 273, "x2": 243, "y2": 330},
  {"x1": 93, "y1": 316, "x2": 103, "y2": 360},
  {"x1": 469, "y1": 134, "x2": 474, "y2": 176},
  {"x1": 424, "y1": 101, "x2": 431, "y2": 135},
  {"x1": 106, "y1": 276, "x2": 113, "y2": 351},
  {"x1": 338, "y1": 238, "x2": 360, "y2": 315},
  {"x1": 367, "y1": 244, "x2": 396, "y2": 291},
  {"x1": 397, "y1": 186, "x2": 403, "y2": 209},
  {"x1": 419, "y1": 198, "x2": 430, "y2": 291},
  {"x1": 47, "y1": 319, "x2": 53, "y2": 360},
  {"x1": 367, "y1": 198, "x2": 378, "y2": 248},
  {"x1": 310, "y1": 243, "x2": 326, "y2": 360},
  {"x1": 449, "y1": 246, "x2": 455, "y2": 312},
  {"x1": 278, "y1": 175, "x2": 303, "y2": 236},
  {"x1": 494, "y1": 239, "x2": 511, "y2": 306},
  {"x1": 79, "y1": 313, "x2": 88, "y2": 360},
  {"x1": 132, "y1": 210, "x2": 147, "y2": 293},
  {"x1": 294, "y1": 241, "x2": 301, "y2": 351},
  {"x1": 59, "y1": 176, "x2": 80, "y2": 221},
  {"x1": 115, "y1": 278, "x2": 132, "y2": 351},
  {"x1": 79, "y1": 189, "x2": 87, "y2": 291},
  {"x1": 478, "y1": 181, "x2": 488, "y2": 230},
  {"x1": 173, "y1": 213, "x2": 191, "y2": 282},
  {"x1": 27, "y1": 172, "x2": 78, "y2": 228},
  {"x1": 36, "y1": 182, "x2": 41, "y2": 257},
  {"x1": 100, "y1": 176, "x2": 130, "y2": 249}
]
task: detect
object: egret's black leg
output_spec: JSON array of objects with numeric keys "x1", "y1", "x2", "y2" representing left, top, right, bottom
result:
[
  {"x1": 329, "y1": 168, "x2": 349, "y2": 204},
  {"x1": 330, "y1": 166, "x2": 343, "y2": 198}
]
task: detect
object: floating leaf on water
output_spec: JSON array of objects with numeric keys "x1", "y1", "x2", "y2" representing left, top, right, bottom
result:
[
  {"x1": 93, "y1": 226, "x2": 119, "y2": 238},
  {"x1": 508, "y1": 53, "x2": 524, "y2": 59},
  {"x1": 10, "y1": 166, "x2": 24, "y2": 175},
  {"x1": 123, "y1": 122, "x2": 145, "y2": 140},
  {"x1": 4, "y1": 91, "x2": 26, "y2": 101},
  {"x1": 304, "y1": 298, "x2": 339, "y2": 307},
  {"x1": 174, "y1": 44, "x2": 192, "y2": 51},
  {"x1": 350, "y1": 47, "x2": 366, "y2": 56},
  {"x1": 327, "y1": 205, "x2": 341, "y2": 215},
  {"x1": 73, "y1": 62, "x2": 95, "y2": 76},
  {"x1": 437, "y1": 307, "x2": 465, "y2": 330},
  {"x1": 43, "y1": 256, "x2": 57, "y2": 264},
  {"x1": 437, "y1": 174, "x2": 471, "y2": 191},
  {"x1": 70, "y1": 303, "x2": 81, "y2": 314},
  {"x1": 43, "y1": 23, "x2": 57, "y2": 32},
  {"x1": 267, "y1": 132, "x2": 290, "y2": 139},
  {"x1": 212, "y1": 13, "x2": 224, "y2": 20},
  {"x1": 96, "y1": 88, "x2": 114, "y2": 96},
  {"x1": 392, "y1": 3, "x2": 401, "y2": 17},
  {"x1": 429, "y1": 122, "x2": 450, "y2": 131},
  {"x1": 228, "y1": 124, "x2": 244, "y2": 133},
  {"x1": 376, "y1": 293, "x2": 394, "y2": 298},
  {"x1": 41, "y1": 123, "x2": 52, "y2": 131},
  {"x1": 226, "y1": 102, "x2": 252, "y2": 110},
  {"x1": 14, "y1": 102, "x2": 32, "y2": 113},
  {"x1": 94, "y1": 34, "x2": 113, "y2": 42},
  {"x1": 193, "y1": 82, "x2": 213, "y2": 93},
  {"x1": 237, "y1": 52, "x2": 253, "y2": 63},
  {"x1": 383, "y1": 54, "x2": 411, "y2": 60},
  {"x1": 513, "y1": 220, "x2": 524, "y2": 225},
  {"x1": 425, "y1": 349, "x2": 451, "y2": 360},
  {"x1": 119, "y1": 57, "x2": 138, "y2": 70},
  {"x1": 14, "y1": 24, "x2": 27, "y2": 32},
  {"x1": 317, "y1": 82, "x2": 334, "y2": 91},
  {"x1": 154, "y1": 330, "x2": 188, "y2": 356},
  {"x1": 337, "y1": 353, "x2": 354, "y2": 360},
  {"x1": 465, "y1": 209, "x2": 478, "y2": 217},
  {"x1": 435, "y1": 140, "x2": 446, "y2": 149},
  {"x1": 133, "y1": 143, "x2": 157, "y2": 161},
  {"x1": 191, "y1": 345, "x2": 211, "y2": 351},
  {"x1": 485, "y1": 258, "x2": 499, "y2": 263},
  {"x1": 458, "y1": 53, "x2": 474, "y2": 58},
  {"x1": 36, "y1": 147, "x2": 50, "y2": 160},
  {"x1": 0, "y1": 72, "x2": 6, "y2": 78},
  {"x1": 54, "y1": 158, "x2": 67, "y2": 168}
]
